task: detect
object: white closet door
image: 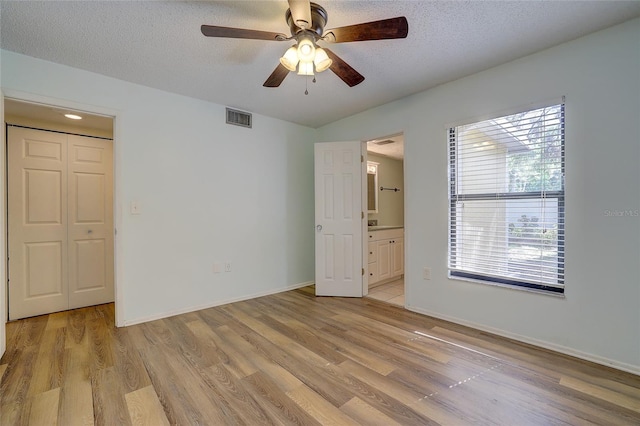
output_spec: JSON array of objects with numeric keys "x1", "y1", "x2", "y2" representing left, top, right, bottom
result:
[
  {"x1": 8, "y1": 128, "x2": 114, "y2": 320},
  {"x1": 67, "y1": 134, "x2": 114, "y2": 309},
  {"x1": 8, "y1": 127, "x2": 69, "y2": 320}
]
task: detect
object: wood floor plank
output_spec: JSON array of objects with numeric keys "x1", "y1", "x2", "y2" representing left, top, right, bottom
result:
[
  {"x1": 60, "y1": 324, "x2": 93, "y2": 426},
  {"x1": 27, "y1": 327, "x2": 66, "y2": 397},
  {"x1": 125, "y1": 385, "x2": 170, "y2": 426},
  {"x1": 111, "y1": 327, "x2": 152, "y2": 393},
  {"x1": 339, "y1": 359, "x2": 466, "y2": 425},
  {"x1": 163, "y1": 316, "x2": 222, "y2": 369},
  {"x1": 213, "y1": 322, "x2": 303, "y2": 391},
  {"x1": 257, "y1": 313, "x2": 349, "y2": 365},
  {"x1": 86, "y1": 316, "x2": 115, "y2": 376},
  {"x1": 65, "y1": 307, "x2": 88, "y2": 349},
  {"x1": 223, "y1": 304, "x2": 339, "y2": 371},
  {"x1": 286, "y1": 384, "x2": 360, "y2": 425},
  {"x1": 29, "y1": 387, "x2": 60, "y2": 426},
  {"x1": 242, "y1": 371, "x2": 321, "y2": 425},
  {"x1": 0, "y1": 400, "x2": 22, "y2": 425},
  {"x1": 242, "y1": 330, "x2": 355, "y2": 408},
  {"x1": 45, "y1": 312, "x2": 68, "y2": 331},
  {"x1": 137, "y1": 340, "x2": 233, "y2": 425},
  {"x1": 340, "y1": 396, "x2": 404, "y2": 426},
  {"x1": 335, "y1": 312, "x2": 453, "y2": 364},
  {"x1": 0, "y1": 343, "x2": 39, "y2": 406},
  {"x1": 460, "y1": 364, "x2": 636, "y2": 425},
  {"x1": 2, "y1": 288, "x2": 640, "y2": 425},
  {"x1": 58, "y1": 378, "x2": 94, "y2": 426},
  {"x1": 560, "y1": 375, "x2": 640, "y2": 414},
  {"x1": 91, "y1": 366, "x2": 132, "y2": 426},
  {"x1": 202, "y1": 362, "x2": 273, "y2": 425}
]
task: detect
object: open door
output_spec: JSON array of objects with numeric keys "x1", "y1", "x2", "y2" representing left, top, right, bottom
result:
[{"x1": 314, "y1": 141, "x2": 364, "y2": 297}]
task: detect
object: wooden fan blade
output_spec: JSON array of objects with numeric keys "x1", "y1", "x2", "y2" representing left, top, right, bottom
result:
[
  {"x1": 324, "y1": 17, "x2": 408, "y2": 43},
  {"x1": 288, "y1": 0, "x2": 312, "y2": 30},
  {"x1": 263, "y1": 63, "x2": 290, "y2": 87},
  {"x1": 201, "y1": 25, "x2": 287, "y2": 41},
  {"x1": 324, "y1": 48, "x2": 365, "y2": 87}
]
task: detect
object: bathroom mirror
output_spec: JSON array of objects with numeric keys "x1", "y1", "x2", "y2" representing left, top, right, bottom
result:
[{"x1": 367, "y1": 161, "x2": 378, "y2": 213}]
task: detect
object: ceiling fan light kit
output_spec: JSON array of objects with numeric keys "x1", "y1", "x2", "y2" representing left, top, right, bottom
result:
[
  {"x1": 280, "y1": 46, "x2": 299, "y2": 71},
  {"x1": 201, "y1": 0, "x2": 408, "y2": 89}
]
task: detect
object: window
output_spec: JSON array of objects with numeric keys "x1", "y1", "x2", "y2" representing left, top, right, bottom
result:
[{"x1": 448, "y1": 101, "x2": 565, "y2": 294}]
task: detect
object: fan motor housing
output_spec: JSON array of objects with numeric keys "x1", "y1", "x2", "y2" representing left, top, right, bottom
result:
[{"x1": 286, "y1": 2, "x2": 327, "y2": 38}]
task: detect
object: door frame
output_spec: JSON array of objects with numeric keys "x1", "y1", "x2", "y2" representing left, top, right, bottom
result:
[{"x1": 2, "y1": 90, "x2": 122, "y2": 326}]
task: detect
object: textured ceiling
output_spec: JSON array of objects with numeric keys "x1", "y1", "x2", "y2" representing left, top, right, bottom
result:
[{"x1": 1, "y1": 1, "x2": 639, "y2": 128}]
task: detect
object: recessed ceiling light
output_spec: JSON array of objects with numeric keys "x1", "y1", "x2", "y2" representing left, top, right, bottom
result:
[{"x1": 64, "y1": 113, "x2": 82, "y2": 120}]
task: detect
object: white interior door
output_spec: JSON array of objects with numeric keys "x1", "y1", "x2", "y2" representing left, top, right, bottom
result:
[
  {"x1": 8, "y1": 127, "x2": 114, "y2": 320},
  {"x1": 67, "y1": 135, "x2": 114, "y2": 309},
  {"x1": 314, "y1": 141, "x2": 364, "y2": 297},
  {"x1": 8, "y1": 127, "x2": 69, "y2": 319}
]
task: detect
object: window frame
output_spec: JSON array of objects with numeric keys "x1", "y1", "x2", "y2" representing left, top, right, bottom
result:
[{"x1": 447, "y1": 102, "x2": 565, "y2": 294}]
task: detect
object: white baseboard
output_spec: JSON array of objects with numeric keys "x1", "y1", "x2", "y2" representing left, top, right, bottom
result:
[
  {"x1": 406, "y1": 305, "x2": 640, "y2": 376},
  {"x1": 122, "y1": 281, "x2": 313, "y2": 327}
]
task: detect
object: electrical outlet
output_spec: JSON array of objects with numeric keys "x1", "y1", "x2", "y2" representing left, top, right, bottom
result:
[
  {"x1": 130, "y1": 201, "x2": 141, "y2": 215},
  {"x1": 423, "y1": 267, "x2": 431, "y2": 280},
  {"x1": 225, "y1": 262, "x2": 231, "y2": 272}
]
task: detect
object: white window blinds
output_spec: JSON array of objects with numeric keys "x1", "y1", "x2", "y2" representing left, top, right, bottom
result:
[{"x1": 448, "y1": 102, "x2": 565, "y2": 293}]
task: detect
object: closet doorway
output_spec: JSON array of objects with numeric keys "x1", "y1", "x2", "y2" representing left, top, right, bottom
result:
[{"x1": 5, "y1": 100, "x2": 114, "y2": 320}]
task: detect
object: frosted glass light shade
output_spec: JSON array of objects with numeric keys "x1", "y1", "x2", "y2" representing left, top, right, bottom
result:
[
  {"x1": 313, "y1": 48, "x2": 332, "y2": 72},
  {"x1": 279, "y1": 46, "x2": 299, "y2": 71},
  {"x1": 297, "y1": 60, "x2": 315, "y2": 76},
  {"x1": 297, "y1": 38, "x2": 316, "y2": 62}
]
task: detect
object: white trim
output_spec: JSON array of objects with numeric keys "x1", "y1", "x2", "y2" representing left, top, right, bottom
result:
[
  {"x1": 122, "y1": 281, "x2": 314, "y2": 326},
  {"x1": 0, "y1": 91, "x2": 6, "y2": 359},
  {"x1": 406, "y1": 305, "x2": 640, "y2": 376}
]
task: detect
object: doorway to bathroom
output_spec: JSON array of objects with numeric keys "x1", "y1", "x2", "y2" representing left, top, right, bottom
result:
[{"x1": 364, "y1": 133, "x2": 405, "y2": 306}]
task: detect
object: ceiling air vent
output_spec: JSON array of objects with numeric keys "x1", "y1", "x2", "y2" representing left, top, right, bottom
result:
[
  {"x1": 226, "y1": 108, "x2": 252, "y2": 128},
  {"x1": 374, "y1": 139, "x2": 394, "y2": 145}
]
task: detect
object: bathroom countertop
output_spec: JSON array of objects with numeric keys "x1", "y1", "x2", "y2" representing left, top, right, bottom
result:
[{"x1": 368, "y1": 225, "x2": 404, "y2": 231}]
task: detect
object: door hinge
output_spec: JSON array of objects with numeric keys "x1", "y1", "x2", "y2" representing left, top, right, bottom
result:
[
  {"x1": 362, "y1": 268, "x2": 365, "y2": 276},
  {"x1": 361, "y1": 155, "x2": 364, "y2": 163},
  {"x1": 361, "y1": 211, "x2": 364, "y2": 219}
]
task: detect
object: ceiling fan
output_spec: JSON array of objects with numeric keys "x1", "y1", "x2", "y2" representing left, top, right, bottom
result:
[{"x1": 201, "y1": 0, "x2": 408, "y2": 88}]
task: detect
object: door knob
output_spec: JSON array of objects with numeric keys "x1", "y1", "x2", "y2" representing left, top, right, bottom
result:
[
  {"x1": 316, "y1": 225, "x2": 323, "y2": 232},
  {"x1": 88, "y1": 230, "x2": 93, "y2": 234}
]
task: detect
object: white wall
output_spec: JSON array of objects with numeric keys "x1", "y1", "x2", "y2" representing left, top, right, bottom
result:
[
  {"x1": 1, "y1": 50, "x2": 316, "y2": 325},
  {"x1": 319, "y1": 19, "x2": 640, "y2": 373}
]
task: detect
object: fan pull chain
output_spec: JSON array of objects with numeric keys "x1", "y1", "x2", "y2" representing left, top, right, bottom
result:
[{"x1": 305, "y1": 75, "x2": 308, "y2": 95}]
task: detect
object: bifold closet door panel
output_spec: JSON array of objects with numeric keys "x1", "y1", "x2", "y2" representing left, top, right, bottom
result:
[
  {"x1": 8, "y1": 127, "x2": 69, "y2": 320},
  {"x1": 67, "y1": 134, "x2": 114, "y2": 310}
]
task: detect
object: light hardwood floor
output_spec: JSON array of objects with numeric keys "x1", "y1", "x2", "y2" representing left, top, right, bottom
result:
[{"x1": 1, "y1": 286, "x2": 639, "y2": 425}]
